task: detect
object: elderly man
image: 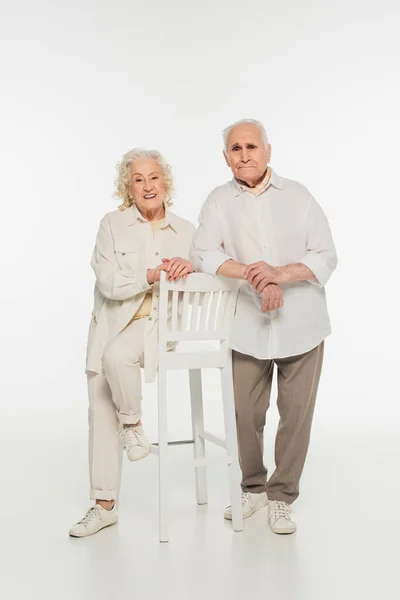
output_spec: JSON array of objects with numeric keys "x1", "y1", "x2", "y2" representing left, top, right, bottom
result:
[{"x1": 190, "y1": 119, "x2": 337, "y2": 534}]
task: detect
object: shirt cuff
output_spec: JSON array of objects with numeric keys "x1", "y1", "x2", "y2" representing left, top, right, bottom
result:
[
  {"x1": 199, "y1": 252, "x2": 234, "y2": 276},
  {"x1": 129, "y1": 267, "x2": 153, "y2": 292},
  {"x1": 300, "y1": 254, "x2": 331, "y2": 287}
]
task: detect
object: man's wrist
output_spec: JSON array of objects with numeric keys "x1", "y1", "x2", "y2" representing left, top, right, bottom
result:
[
  {"x1": 275, "y1": 266, "x2": 290, "y2": 284},
  {"x1": 239, "y1": 264, "x2": 247, "y2": 279},
  {"x1": 275, "y1": 263, "x2": 315, "y2": 284}
]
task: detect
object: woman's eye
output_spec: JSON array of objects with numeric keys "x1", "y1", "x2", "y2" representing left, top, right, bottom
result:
[
  {"x1": 135, "y1": 179, "x2": 143, "y2": 183},
  {"x1": 151, "y1": 176, "x2": 158, "y2": 180}
]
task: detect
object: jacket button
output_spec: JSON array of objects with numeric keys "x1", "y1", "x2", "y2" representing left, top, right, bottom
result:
[{"x1": 149, "y1": 317, "x2": 153, "y2": 321}]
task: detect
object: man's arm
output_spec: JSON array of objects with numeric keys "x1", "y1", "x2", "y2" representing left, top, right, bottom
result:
[
  {"x1": 216, "y1": 259, "x2": 247, "y2": 279},
  {"x1": 299, "y1": 195, "x2": 337, "y2": 287},
  {"x1": 190, "y1": 194, "x2": 284, "y2": 312},
  {"x1": 245, "y1": 195, "x2": 337, "y2": 292},
  {"x1": 244, "y1": 261, "x2": 315, "y2": 291},
  {"x1": 276, "y1": 263, "x2": 315, "y2": 283}
]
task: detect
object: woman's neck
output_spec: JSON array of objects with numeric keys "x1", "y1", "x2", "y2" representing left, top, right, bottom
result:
[{"x1": 137, "y1": 204, "x2": 165, "y2": 223}]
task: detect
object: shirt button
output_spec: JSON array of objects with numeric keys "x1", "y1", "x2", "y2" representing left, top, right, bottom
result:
[
  {"x1": 153, "y1": 307, "x2": 157, "y2": 311},
  {"x1": 122, "y1": 252, "x2": 126, "y2": 256},
  {"x1": 155, "y1": 252, "x2": 159, "y2": 256},
  {"x1": 149, "y1": 317, "x2": 153, "y2": 321}
]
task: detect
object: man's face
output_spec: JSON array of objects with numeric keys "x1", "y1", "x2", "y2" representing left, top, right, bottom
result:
[{"x1": 223, "y1": 123, "x2": 271, "y2": 186}]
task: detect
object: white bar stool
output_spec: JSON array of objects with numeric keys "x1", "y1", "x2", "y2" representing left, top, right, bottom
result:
[{"x1": 151, "y1": 272, "x2": 244, "y2": 543}]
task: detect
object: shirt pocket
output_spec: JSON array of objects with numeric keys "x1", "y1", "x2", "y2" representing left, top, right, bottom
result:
[{"x1": 114, "y1": 244, "x2": 140, "y2": 271}]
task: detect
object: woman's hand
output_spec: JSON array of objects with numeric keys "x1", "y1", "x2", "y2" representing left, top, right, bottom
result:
[
  {"x1": 146, "y1": 263, "x2": 169, "y2": 285},
  {"x1": 162, "y1": 257, "x2": 194, "y2": 281}
]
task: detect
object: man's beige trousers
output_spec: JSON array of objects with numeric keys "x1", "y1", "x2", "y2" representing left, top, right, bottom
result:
[
  {"x1": 88, "y1": 318, "x2": 147, "y2": 501},
  {"x1": 232, "y1": 342, "x2": 324, "y2": 504}
]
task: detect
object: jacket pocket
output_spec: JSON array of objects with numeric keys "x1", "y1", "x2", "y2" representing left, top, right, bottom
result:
[{"x1": 114, "y1": 249, "x2": 139, "y2": 271}]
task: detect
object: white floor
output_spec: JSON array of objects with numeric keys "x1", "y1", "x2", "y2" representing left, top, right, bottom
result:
[{"x1": 1, "y1": 420, "x2": 399, "y2": 600}]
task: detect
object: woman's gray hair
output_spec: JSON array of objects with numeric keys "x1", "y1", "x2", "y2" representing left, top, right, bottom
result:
[
  {"x1": 222, "y1": 119, "x2": 269, "y2": 151},
  {"x1": 114, "y1": 148, "x2": 174, "y2": 210}
]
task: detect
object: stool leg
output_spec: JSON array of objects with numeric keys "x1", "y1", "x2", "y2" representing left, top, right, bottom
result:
[
  {"x1": 220, "y1": 354, "x2": 244, "y2": 532},
  {"x1": 158, "y1": 366, "x2": 169, "y2": 543},
  {"x1": 115, "y1": 435, "x2": 124, "y2": 510},
  {"x1": 189, "y1": 369, "x2": 208, "y2": 505}
]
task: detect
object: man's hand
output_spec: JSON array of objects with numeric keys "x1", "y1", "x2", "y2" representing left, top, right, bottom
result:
[
  {"x1": 260, "y1": 284, "x2": 284, "y2": 313},
  {"x1": 244, "y1": 261, "x2": 285, "y2": 292},
  {"x1": 162, "y1": 257, "x2": 194, "y2": 281}
]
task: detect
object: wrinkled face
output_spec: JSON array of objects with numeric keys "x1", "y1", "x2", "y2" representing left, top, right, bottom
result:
[
  {"x1": 128, "y1": 158, "x2": 165, "y2": 214},
  {"x1": 223, "y1": 123, "x2": 271, "y2": 185}
]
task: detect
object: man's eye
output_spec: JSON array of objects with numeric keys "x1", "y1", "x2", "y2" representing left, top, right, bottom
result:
[
  {"x1": 248, "y1": 145, "x2": 256, "y2": 149},
  {"x1": 232, "y1": 147, "x2": 240, "y2": 151}
]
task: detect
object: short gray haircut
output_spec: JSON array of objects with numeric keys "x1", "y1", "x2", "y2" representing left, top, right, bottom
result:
[{"x1": 222, "y1": 119, "x2": 269, "y2": 151}]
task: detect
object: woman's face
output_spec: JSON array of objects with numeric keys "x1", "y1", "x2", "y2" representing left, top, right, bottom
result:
[{"x1": 128, "y1": 158, "x2": 166, "y2": 214}]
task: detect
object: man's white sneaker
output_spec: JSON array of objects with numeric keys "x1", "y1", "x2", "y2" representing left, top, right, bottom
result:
[
  {"x1": 224, "y1": 491, "x2": 268, "y2": 520},
  {"x1": 267, "y1": 500, "x2": 297, "y2": 534},
  {"x1": 119, "y1": 425, "x2": 150, "y2": 461},
  {"x1": 69, "y1": 504, "x2": 118, "y2": 538}
]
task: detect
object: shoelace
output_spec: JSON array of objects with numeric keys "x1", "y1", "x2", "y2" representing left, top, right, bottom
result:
[
  {"x1": 270, "y1": 500, "x2": 291, "y2": 521},
  {"x1": 241, "y1": 491, "x2": 251, "y2": 506},
  {"x1": 79, "y1": 506, "x2": 102, "y2": 525},
  {"x1": 119, "y1": 427, "x2": 144, "y2": 449}
]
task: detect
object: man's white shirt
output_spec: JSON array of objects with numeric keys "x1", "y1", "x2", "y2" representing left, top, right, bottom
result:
[{"x1": 190, "y1": 170, "x2": 337, "y2": 359}]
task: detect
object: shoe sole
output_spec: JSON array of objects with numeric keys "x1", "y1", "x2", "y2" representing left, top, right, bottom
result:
[
  {"x1": 224, "y1": 498, "x2": 268, "y2": 521},
  {"x1": 69, "y1": 520, "x2": 118, "y2": 538},
  {"x1": 270, "y1": 527, "x2": 297, "y2": 535},
  {"x1": 126, "y1": 449, "x2": 150, "y2": 462}
]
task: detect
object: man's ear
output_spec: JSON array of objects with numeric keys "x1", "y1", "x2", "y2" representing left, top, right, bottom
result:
[
  {"x1": 223, "y1": 150, "x2": 230, "y2": 168},
  {"x1": 266, "y1": 144, "x2": 272, "y2": 163}
]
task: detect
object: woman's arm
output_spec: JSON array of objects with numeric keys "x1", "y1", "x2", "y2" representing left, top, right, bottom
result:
[{"x1": 91, "y1": 215, "x2": 153, "y2": 300}]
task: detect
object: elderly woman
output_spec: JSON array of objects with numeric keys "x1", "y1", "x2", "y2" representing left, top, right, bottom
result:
[{"x1": 69, "y1": 149, "x2": 195, "y2": 537}]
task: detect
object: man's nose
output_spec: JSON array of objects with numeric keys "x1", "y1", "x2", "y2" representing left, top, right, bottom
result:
[{"x1": 241, "y1": 149, "x2": 249, "y2": 162}]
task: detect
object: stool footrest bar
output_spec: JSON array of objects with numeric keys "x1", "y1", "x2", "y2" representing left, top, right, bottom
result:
[{"x1": 201, "y1": 431, "x2": 227, "y2": 450}]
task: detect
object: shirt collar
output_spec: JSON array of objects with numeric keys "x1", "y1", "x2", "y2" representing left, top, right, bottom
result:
[
  {"x1": 232, "y1": 168, "x2": 284, "y2": 197},
  {"x1": 125, "y1": 203, "x2": 179, "y2": 233}
]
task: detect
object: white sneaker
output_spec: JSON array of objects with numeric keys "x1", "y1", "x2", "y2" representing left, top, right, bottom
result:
[
  {"x1": 69, "y1": 504, "x2": 118, "y2": 538},
  {"x1": 267, "y1": 500, "x2": 297, "y2": 534},
  {"x1": 119, "y1": 425, "x2": 150, "y2": 461},
  {"x1": 224, "y1": 491, "x2": 268, "y2": 520}
]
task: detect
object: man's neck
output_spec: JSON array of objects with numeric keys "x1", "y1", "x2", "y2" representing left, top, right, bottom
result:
[{"x1": 236, "y1": 167, "x2": 270, "y2": 189}]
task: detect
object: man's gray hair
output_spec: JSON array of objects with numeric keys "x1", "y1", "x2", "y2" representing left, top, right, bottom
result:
[{"x1": 222, "y1": 119, "x2": 269, "y2": 151}]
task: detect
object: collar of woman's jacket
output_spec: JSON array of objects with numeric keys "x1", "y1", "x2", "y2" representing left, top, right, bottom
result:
[{"x1": 125, "y1": 203, "x2": 181, "y2": 234}]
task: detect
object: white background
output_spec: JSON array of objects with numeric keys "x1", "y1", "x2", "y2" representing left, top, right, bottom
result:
[{"x1": 1, "y1": 1, "x2": 400, "y2": 599}]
